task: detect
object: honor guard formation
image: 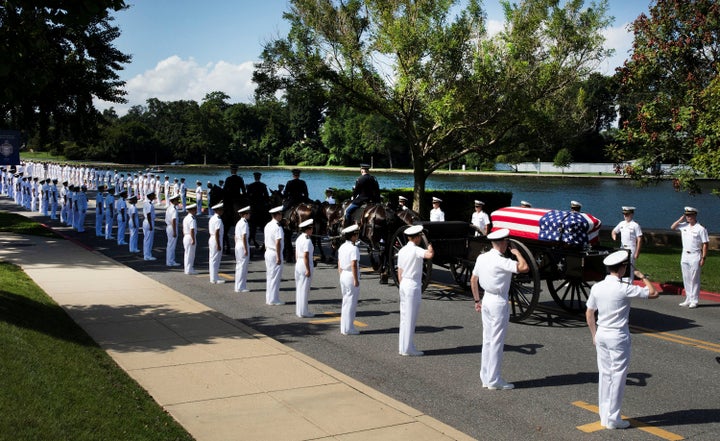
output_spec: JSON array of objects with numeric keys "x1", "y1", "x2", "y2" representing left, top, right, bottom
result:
[{"x1": 0, "y1": 160, "x2": 714, "y2": 432}]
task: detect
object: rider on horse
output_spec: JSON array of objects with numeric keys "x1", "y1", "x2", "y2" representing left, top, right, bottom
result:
[{"x1": 344, "y1": 163, "x2": 381, "y2": 226}]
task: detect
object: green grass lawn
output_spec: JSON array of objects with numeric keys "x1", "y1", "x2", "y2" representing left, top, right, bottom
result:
[
  {"x1": 0, "y1": 262, "x2": 194, "y2": 441},
  {"x1": 0, "y1": 212, "x2": 61, "y2": 238},
  {"x1": 601, "y1": 241, "x2": 720, "y2": 293}
]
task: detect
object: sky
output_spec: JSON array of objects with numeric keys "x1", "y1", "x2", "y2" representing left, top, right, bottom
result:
[{"x1": 98, "y1": 0, "x2": 652, "y2": 115}]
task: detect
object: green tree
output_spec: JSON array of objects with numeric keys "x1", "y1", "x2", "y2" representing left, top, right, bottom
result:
[
  {"x1": 1, "y1": 1, "x2": 131, "y2": 149},
  {"x1": 613, "y1": 0, "x2": 720, "y2": 191},
  {"x1": 553, "y1": 147, "x2": 573, "y2": 173},
  {"x1": 257, "y1": 0, "x2": 611, "y2": 212}
]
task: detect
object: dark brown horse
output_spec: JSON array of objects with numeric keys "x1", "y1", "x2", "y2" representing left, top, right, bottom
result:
[{"x1": 283, "y1": 201, "x2": 328, "y2": 262}]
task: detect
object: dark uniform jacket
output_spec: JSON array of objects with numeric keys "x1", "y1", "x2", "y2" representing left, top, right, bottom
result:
[
  {"x1": 283, "y1": 178, "x2": 310, "y2": 205},
  {"x1": 351, "y1": 173, "x2": 381, "y2": 205}
]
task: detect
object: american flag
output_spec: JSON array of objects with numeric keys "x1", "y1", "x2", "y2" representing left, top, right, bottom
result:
[{"x1": 490, "y1": 207, "x2": 602, "y2": 246}]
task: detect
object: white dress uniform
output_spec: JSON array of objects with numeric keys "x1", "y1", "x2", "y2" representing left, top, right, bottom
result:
[
  {"x1": 471, "y1": 210, "x2": 490, "y2": 235},
  {"x1": 142, "y1": 200, "x2": 156, "y2": 260},
  {"x1": 59, "y1": 184, "x2": 68, "y2": 223},
  {"x1": 586, "y1": 275, "x2": 650, "y2": 428},
  {"x1": 75, "y1": 189, "x2": 87, "y2": 232},
  {"x1": 165, "y1": 204, "x2": 179, "y2": 266},
  {"x1": 338, "y1": 239, "x2": 360, "y2": 334},
  {"x1": 116, "y1": 198, "x2": 127, "y2": 245},
  {"x1": 195, "y1": 184, "x2": 204, "y2": 215},
  {"x1": 397, "y1": 240, "x2": 427, "y2": 354},
  {"x1": 294, "y1": 231, "x2": 314, "y2": 317},
  {"x1": 127, "y1": 202, "x2": 140, "y2": 253},
  {"x1": 104, "y1": 192, "x2": 115, "y2": 239},
  {"x1": 677, "y1": 221, "x2": 709, "y2": 306},
  {"x1": 264, "y1": 219, "x2": 285, "y2": 304},
  {"x1": 183, "y1": 212, "x2": 198, "y2": 274},
  {"x1": 208, "y1": 213, "x2": 224, "y2": 283},
  {"x1": 234, "y1": 217, "x2": 250, "y2": 291},
  {"x1": 429, "y1": 207, "x2": 445, "y2": 222},
  {"x1": 612, "y1": 219, "x2": 642, "y2": 264},
  {"x1": 472, "y1": 248, "x2": 518, "y2": 387},
  {"x1": 95, "y1": 192, "x2": 105, "y2": 236},
  {"x1": 41, "y1": 181, "x2": 49, "y2": 216},
  {"x1": 179, "y1": 181, "x2": 187, "y2": 212}
]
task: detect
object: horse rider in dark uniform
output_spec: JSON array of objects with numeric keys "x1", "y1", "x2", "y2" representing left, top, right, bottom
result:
[
  {"x1": 246, "y1": 171, "x2": 270, "y2": 248},
  {"x1": 282, "y1": 169, "x2": 310, "y2": 211},
  {"x1": 222, "y1": 164, "x2": 247, "y2": 253},
  {"x1": 344, "y1": 163, "x2": 381, "y2": 226}
]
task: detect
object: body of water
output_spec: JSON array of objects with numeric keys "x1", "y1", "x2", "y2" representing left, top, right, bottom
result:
[{"x1": 147, "y1": 166, "x2": 720, "y2": 233}]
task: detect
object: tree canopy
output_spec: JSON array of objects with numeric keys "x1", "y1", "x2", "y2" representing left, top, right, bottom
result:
[
  {"x1": 0, "y1": 0, "x2": 130, "y2": 148},
  {"x1": 613, "y1": 0, "x2": 720, "y2": 193},
  {"x1": 254, "y1": 0, "x2": 612, "y2": 211}
]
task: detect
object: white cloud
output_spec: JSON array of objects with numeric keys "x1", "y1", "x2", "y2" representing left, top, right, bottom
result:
[
  {"x1": 599, "y1": 22, "x2": 634, "y2": 75},
  {"x1": 96, "y1": 56, "x2": 258, "y2": 115}
]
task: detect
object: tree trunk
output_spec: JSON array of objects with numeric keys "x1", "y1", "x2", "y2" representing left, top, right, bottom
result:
[{"x1": 411, "y1": 151, "x2": 427, "y2": 216}]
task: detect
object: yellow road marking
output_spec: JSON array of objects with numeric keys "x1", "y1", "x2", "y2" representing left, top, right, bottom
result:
[
  {"x1": 631, "y1": 325, "x2": 720, "y2": 354},
  {"x1": 572, "y1": 401, "x2": 684, "y2": 440},
  {"x1": 308, "y1": 312, "x2": 368, "y2": 327}
]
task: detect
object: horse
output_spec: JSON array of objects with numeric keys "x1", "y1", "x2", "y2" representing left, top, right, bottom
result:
[{"x1": 282, "y1": 200, "x2": 328, "y2": 263}]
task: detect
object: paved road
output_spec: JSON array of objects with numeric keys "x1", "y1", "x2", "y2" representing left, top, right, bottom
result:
[{"x1": 7, "y1": 197, "x2": 720, "y2": 440}]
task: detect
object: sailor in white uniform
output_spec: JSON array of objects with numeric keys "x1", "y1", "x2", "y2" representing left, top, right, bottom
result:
[
  {"x1": 294, "y1": 219, "x2": 315, "y2": 317},
  {"x1": 397, "y1": 225, "x2": 434, "y2": 356},
  {"x1": 116, "y1": 191, "x2": 128, "y2": 245},
  {"x1": 585, "y1": 250, "x2": 657, "y2": 429},
  {"x1": 234, "y1": 206, "x2": 251, "y2": 292},
  {"x1": 338, "y1": 225, "x2": 361, "y2": 334},
  {"x1": 470, "y1": 229, "x2": 528, "y2": 390},
  {"x1": 671, "y1": 206, "x2": 709, "y2": 308},
  {"x1": 264, "y1": 206, "x2": 285, "y2": 305},
  {"x1": 429, "y1": 196, "x2": 445, "y2": 221},
  {"x1": 208, "y1": 202, "x2": 225, "y2": 283},
  {"x1": 103, "y1": 188, "x2": 115, "y2": 239},
  {"x1": 182, "y1": 204, "x2": 198, "y2": 274},
  {"x1": 74, "y1": 185, "x2": 88, "y2": 232},
  {"x1": 142, "y1": 192, "x2": 157, "y2": 261},
  {"x1": 612, "y1": 206, "x2": 642, "y2": 272},
  {"x1": 127, "y1": 196, "x2": 140, "y2": 253},
  {"x1": 165, "y1": 194, "x2": 181, "y2": 267},
  {"x1": 471, "y1": 200, "x2": 490, "y2": 236}
]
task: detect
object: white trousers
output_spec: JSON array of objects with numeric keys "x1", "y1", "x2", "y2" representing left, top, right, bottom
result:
[
  {"x1": 166, "y1": 226, "x2": 177, "y2": 265},
  {"x1": 183, "y1": 235, "x2": 196, "y2": 274},
  {"x1": 681, "y1": 254, "x2": 702, "y2": 304},
  {"x1": 76, "y1": 210, "x2": 85, "y2": 232},
  {"x1": 265, "y1": 249, "x2": 282, "y2": 304},
  {"x1": 209, "y1": 241, "x2": 222, "y2": 282},
  {"x1": 95, "y1": 209, "x2": 103, "y2": 236},
  {"x1": 117, "y1": 217, "x2": 127, "y2": 244},
  {"x1": 235, "y1": 245, "x2": 249, "y2": 291},
  {"x1": 480, "y1": 294, "x2": 509, "y2": 386},
  {"x1": 295, "y1": 261, "x2": 312, "y2": 316},
  {"x1": 398, "y1": 279, "x2": 422, "y2": 354},
  {"x1": 104, "y1": 211, "x2": 113, "y2": 238},
  {"x1": 340, "y1": 271, "x2": 359, "y2": 333},
  {"x1": 142, "y1": 221, "x2": 154, "y2": 259},
  {"x1": 129, "y1": 225, "x2": 139, "y2": 252},
  {"x1": 595, "y1": 327, "x2": 631, "y2": 427}
]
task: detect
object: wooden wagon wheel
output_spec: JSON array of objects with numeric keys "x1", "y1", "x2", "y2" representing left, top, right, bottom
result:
[
  {"x1": 507, "y1": 238, "x2": 541, "y2": 323},
  {"x1": 546, "y1": 273, "x2": 593, "y2": 312},
  {"x1": 388, "y1": 225, "x2": 432, "y2": 291},
  {"x1": 448, "y1": 225, "x2": 488, "y2": 289}
]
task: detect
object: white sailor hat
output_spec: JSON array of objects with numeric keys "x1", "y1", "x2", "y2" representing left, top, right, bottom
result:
[
  {"x1": 570, "y1": 200, "x2": 582, "y2": 208},
  {"x1": 520, "y1": 200, "x2": 532, "y2": 207},
  {"x1": 299, "y1": 219, "x2": 313, "y2": 228},
  {"x1": 186, "y1": 203, "x2": 197, "y2": 210},
  {"x1": 621, "y1": 206, "x2": 635, "y2": 213},
  {"x1": 432, "y1": 197, "x2": 442, "y2": 203},
  {"x1": 404, "y1": 225, "x2": 424, "y2": 236},
  {"x1": 398, "y1": 195, "x2": 408, "y2": 202},
  {"x1": 269, "y1": 205, "x2": 283, "y2": 214},
  {"x1": 211, "y1": 201, "x2": 224, "y2": 210},
  {"x1": 487, "y1": 228, "x2": 510, "y2": 240},
  {"x1": 474, "y1": 200, "x2": 484, "y2": 206},
  {"x1": 238, "y1": 206, "x2": 250, "y2": 214},
  {"x1": 169, "y1": 194, "x2": 180, "y2": 202},
  {"x1": 684, "y1": 206, "x2": 698, "y2": 215},
  {"x1": 342, "y1": 224, "x2": 359, "y2": 235},
  {"x1": 603, "y1": 250, "x2": 629, "y2": 266}
]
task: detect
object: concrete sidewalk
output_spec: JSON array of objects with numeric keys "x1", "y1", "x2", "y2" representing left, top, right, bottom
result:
[{"x1": 0, "y1": 232, "x2": 474, "y2": 441}]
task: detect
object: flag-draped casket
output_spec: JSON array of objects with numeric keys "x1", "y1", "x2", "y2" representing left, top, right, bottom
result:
[{"x1": 490, "y1": 207, "x2": 602, "y2": 247}]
